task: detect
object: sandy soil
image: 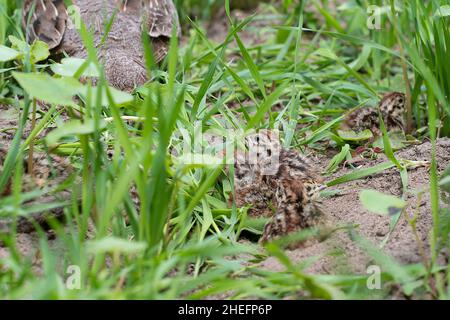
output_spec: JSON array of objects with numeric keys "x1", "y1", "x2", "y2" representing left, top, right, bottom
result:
[{"x1": 260, "y1": 138, "x2": 450, "y2": 275}]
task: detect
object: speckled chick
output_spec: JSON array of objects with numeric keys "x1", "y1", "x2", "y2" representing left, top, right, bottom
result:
[
  {"x1": 232, "y1": 130, "x2": 326, "y2": 246},
  {"x1": 342, "y1": 92, "x2": 406, "y2": 137}
]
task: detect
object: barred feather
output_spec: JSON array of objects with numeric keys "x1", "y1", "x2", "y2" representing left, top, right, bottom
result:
[
  {"x1": 22, "y1": 0, "x2": 68, "y2": 49},
  {"x1": 144, "y1": 0, "x2": 181, "y2": 39}
]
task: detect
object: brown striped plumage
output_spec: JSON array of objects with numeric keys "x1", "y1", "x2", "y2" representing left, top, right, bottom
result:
[
  {"x1": 22, "y1": 0, "x2": 68, "y2": 49},
  {"x1": 22, "y1": 0, "x2": 180, "y2": 91},
  {"x1": 232, "y1": 130, "x2": 326, "y2": 246},
  {"x1": 342, "y1": 92, "x2": 406, "y2": 137}
]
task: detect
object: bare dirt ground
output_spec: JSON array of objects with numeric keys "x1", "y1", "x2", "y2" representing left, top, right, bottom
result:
[{"x1": 260, "y1": 139, "x2": 450, "y2": 275}]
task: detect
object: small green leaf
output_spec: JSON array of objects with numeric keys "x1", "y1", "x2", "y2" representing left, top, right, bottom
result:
[
  {"x1": 8, "y1": 35, "x2": 27, "y2": 52},
  {"x1": 50, "y1": 57, "x2": 99, "y2": 77},
  {"x1": 13, "y1": 72, "x2": 83, "y2": 106},
  {"x1": 0, "y1": 45, "x2": 20, "y2": 62},
  {"x1": 7, "y1": 37, "x2": 50, "y2": 63},
  {"x1": 337, "y1": 129, "x2": 373, "y2": 141},
  {"x1": 359, "y1": 190, "x2": 406, "y2": 216},
  {"x1": 14, "y1": 70, "x2": 132, "y2": 107},
  {"x1": 46, "y1": 119, "x2": 107, "y2": 146},
  {"x1": 30, "y1": 40, "x2": 50, "y2": 62}
]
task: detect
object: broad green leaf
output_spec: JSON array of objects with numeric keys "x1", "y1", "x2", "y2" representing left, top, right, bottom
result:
[
  {"x1": 337, "y1": 129, "x2": 373, "y2": 141},
  {"x1": 8, "y1": 35, "x2": 27, "y2": 52},
  {"x1": 30, "y1": 40, "x2": 50, "y2": 62},
  {"x1": 46, "y1": 119, "x2": 107, "y2": 146},
  {"x1": 7, "y1": 36, "x2": 49, "y2": 63},
  {"x1": 359, "y1": 189, "x2": 406, "y2": 216},
  {"x1": 13, "y1": 72, "x2": 83, "y2": 106},
  {"x1": 0, "y1": 45, "x2": 20, "y2": 62},
  {"x1": 50, "y1": 57, "x2": 100, "y2": 77}
]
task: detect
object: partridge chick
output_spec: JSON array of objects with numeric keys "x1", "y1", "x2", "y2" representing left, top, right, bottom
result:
[
  {"x1": 342, "y1": 92, "x2": 406, "y2": 137},
  {"x1": 232, "y1": 130, "x2": 326, "y2": 246}
]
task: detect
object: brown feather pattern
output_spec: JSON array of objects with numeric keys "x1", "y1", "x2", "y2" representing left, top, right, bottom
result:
[
  {"x1": 22, "y1": 0, "x2": 180, "y2": 91},
  {"x1": 23, "y1": 0, "x2": 68, "y2": 49},
  {"x1": 232, "y1": 131, "x2": 326, "y2": 247},
  {"x1": 342, "y1": 92, "x2": 406, "y2": 137}
]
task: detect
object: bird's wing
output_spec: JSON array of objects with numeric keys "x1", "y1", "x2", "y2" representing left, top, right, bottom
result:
[
  {"x1": 143, "y1": 0, "x2": 180, "y2": 38},
  {"x1": 22, "y1": 0, "x2": 68, "y2": 50}
]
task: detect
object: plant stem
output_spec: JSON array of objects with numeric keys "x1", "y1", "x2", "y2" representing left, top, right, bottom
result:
[
  {"x1": 27, "y1": 98, "x2": 37, "y2": 178},
  {"x1": 389, "y1": 0, "x2": 413, "y2": 134}
]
